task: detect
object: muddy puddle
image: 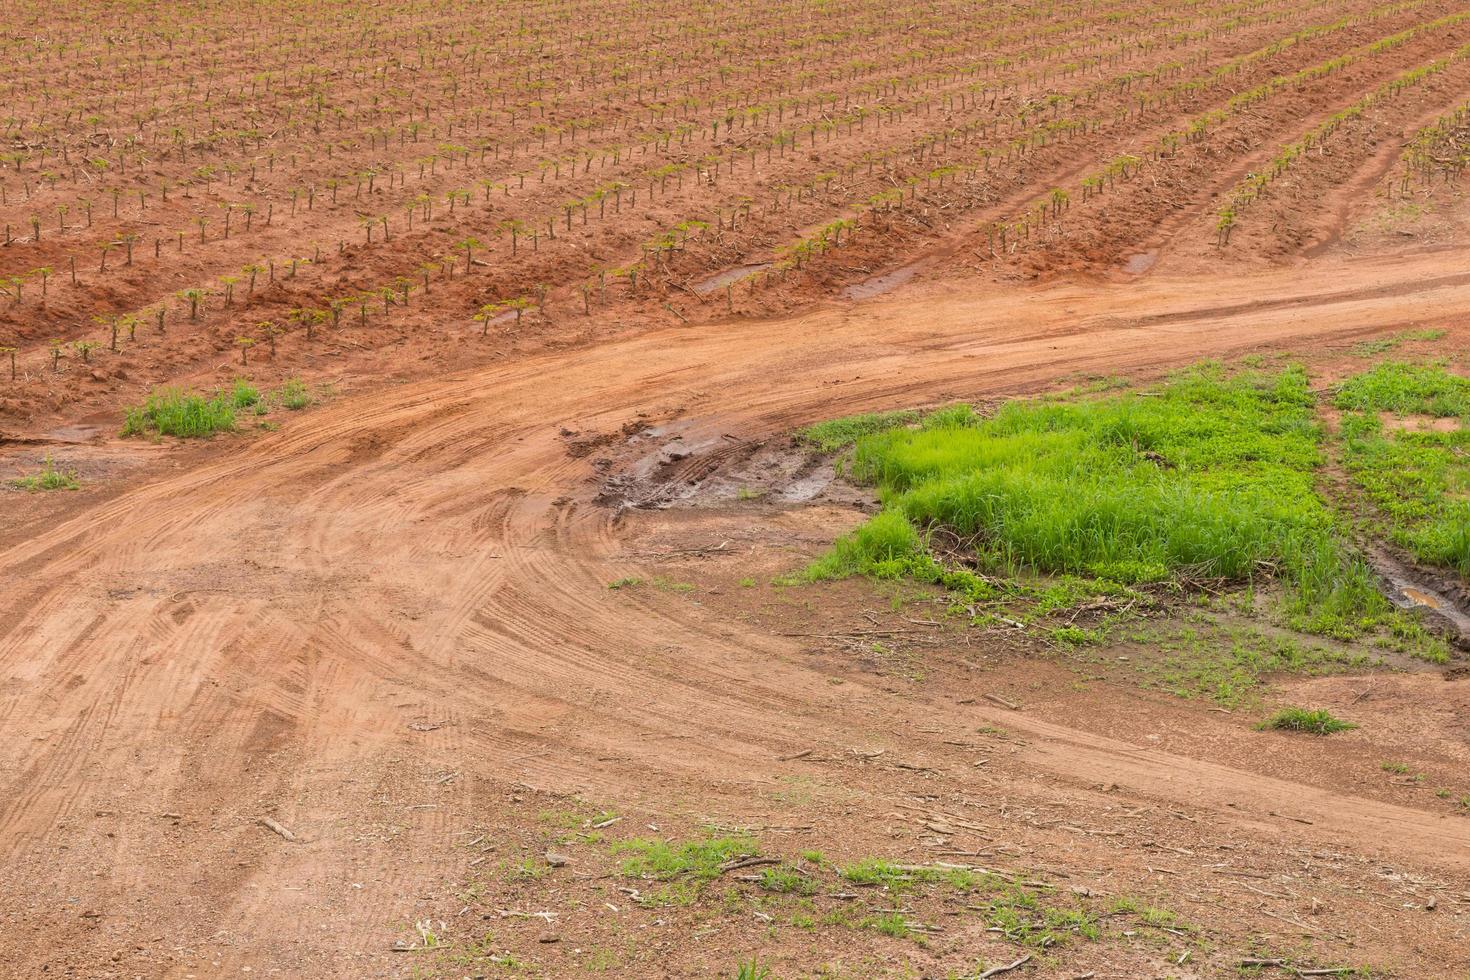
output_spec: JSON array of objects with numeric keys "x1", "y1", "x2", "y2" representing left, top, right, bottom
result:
[
  {"x1": 695, "y1": 263, "x2": 769, "y2": 295},
  {"x1": 1368, "y1": 546, "x2": 1470, "y2": 645},
  {"x1": 843, "y1": 259, "x2": 932, "y2": 301},
  {"x1": 584, "y1": 420, "x2": 873, "y2": 512}
]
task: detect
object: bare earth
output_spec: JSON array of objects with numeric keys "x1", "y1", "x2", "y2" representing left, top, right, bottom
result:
[
  {"x1": 5, "y1": 0, "x2": 1470, "y2": 972},
  {"x1": 3, "y1": 251, "x2": 1470, "y2": 977}
]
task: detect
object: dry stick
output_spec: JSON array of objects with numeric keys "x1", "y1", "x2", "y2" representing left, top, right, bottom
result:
[
  {"x1": 259, "y1": 816, "x2": 298, "y2": 842},
  {"x1": 719, "y1": 856, "x2": 780, "y2": 874},
  {"x1": 978, "y1": 953, "x2": 1032, "y2": 978}
]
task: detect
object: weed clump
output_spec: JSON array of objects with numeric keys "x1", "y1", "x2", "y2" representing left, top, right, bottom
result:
[
  {"x1": 122, "y1": 386, "x2": 239, "y2": 438},
  {"x1": 8, "y1": 455, "x2": 80, "y2": 492},
  {"x1": 121, "y1": 378, "x2": 316, "y2": 438},
  {"x1": 1259, "y1": 707, "x2": 1357, "y2": 734},
  {"x1": 613, "y1": 835, "x2": 758, "y2": 883}
]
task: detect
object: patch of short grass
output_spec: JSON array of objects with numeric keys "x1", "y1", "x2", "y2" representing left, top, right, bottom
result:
[
  {"x1": 613, "y1": 834, "x2": 758, "y2": 883},
  {"x1": 7, "y1": 455, "x2": 80, "y2": 492},
  {"x1": 757, "y1": 864, "x2": 817, "y2": 896},
  {"x1": 121, "y1": 378, "x2": 314, "y2": 439},
  {"x1": 1334, "y1": 361, "x2": 1470, "y2": 416},
  {"x1": 1259, "y1": 707, "x2": 1357, "y2": 734},
  {"x1": 1338, "y1": 388, "x2": 1470, "y2": 575},
  {"x1": 1349, "y1": 328, "x2": 1446, "y2": 358},
  {"x1": 797, "y1": 408, "x2": 919, "y2": 454},
  {"x1": 1119, "y1": 622, "x2": 1371, "y2": 707},
  {"x1": 733, "y1": 961, "x2": 772, "y2": 980},
  {"x1": 278, "y1": 377, "x2": 312, "y2": 410},
  {"x1": 122, "y1": 386, "x2": 240, "y2": 438}
]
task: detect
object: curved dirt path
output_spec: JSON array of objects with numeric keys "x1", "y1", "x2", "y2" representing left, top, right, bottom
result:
[{"x1": 3, "y1": 250, "x2": 1470, "y2": 975}]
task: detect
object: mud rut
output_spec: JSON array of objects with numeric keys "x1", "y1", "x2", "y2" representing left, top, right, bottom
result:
[{"x1": 3, "y1": 253, "x2": 1470, "y2": 974}]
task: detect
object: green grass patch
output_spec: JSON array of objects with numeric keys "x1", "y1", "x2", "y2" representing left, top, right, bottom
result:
[
  {"x1": 1334, "y1": 361, "x2": 1470, "y2": 417},
  {"x1": 1259, "y1": 707, "x2": 1357, "y2": 734},
  {"x1": 278, "y1": 377, "x2": 312, "y2": 410},
  {"x1": 122, "y1": 386, "x2": 240, "y2": 438},
  {"x1": 804, "y1": 364, "x2": 1390, "y2": 639},
  {"x1": 860, "y1": 912, "x2": 913, "y2": 939},
  {"x1": 1337, "y1": 373, "x2": 1470, "y2": 575},
  {"x1": 121, "y1": 378, "x2": 315, "y2": 438},
  {"x1": 1349, "y1": 328, "x2": 1446, "y2": 358},
  {"x1": 797, "y1": 408, "x2": 919, "y2": 454},
  {"x1": 1118, "y1": 622, "x2": 1372, "y2": 707},
  {"x1": 7, "y1": 455, "x2": 80, "y2": 492},
  {"x1": 758, "y1": 864, "x2": 817, "y2": 895},
  {"x1": 733, "y1": 961, "x2": 772, "y2": 980},
  {"x1": 613, "y1": 835, "x2": 758, "y2": 883}
]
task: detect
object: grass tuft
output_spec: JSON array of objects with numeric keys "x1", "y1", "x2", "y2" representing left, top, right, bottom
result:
[
  {"x1": 121, "y1": 378, "x2": 317, "y2": 439},
  {"x1": 1259, "y1": 707, "x2": 1357, "y2": 735},
  {"x1": 8, "y1": 455, "x2": 80, "y2": 492},
  {"x1": 122, "y1": 386, "x2": 238, "y2": 438}
]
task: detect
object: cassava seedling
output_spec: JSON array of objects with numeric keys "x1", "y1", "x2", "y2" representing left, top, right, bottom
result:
[{"x1": 178, "y1": 287, "x2": 205, "y2": 320}]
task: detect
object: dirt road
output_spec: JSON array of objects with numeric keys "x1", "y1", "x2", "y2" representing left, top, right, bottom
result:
[{"x1": 3, "y1": 251, "x2": 1470, "y2": 976}]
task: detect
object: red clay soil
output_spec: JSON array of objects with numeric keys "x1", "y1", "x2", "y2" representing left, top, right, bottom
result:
[
  {"x1": 6, "y1": 0, "x2": 1470, "y2": 976},
  {"x1": 3, "y1": 251, "x2": 1470, "y2": 977}
]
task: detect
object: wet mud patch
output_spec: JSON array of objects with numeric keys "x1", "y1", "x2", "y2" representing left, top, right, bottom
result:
[
  {"x1": 1368, "y1": 545, "x2": 1470, "y2": 650},
  {"x1": 585, "y1": 419, "x2": 874, "y2": 512}
]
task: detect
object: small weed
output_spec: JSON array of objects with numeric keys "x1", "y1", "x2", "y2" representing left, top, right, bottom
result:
[
  {"x1": 1050, "y1": 625, "x2": 1098, "y2": 646},
  {"x1": 758, "y1": 864, "x2": 817, "y2": 895},
  {"x1": 8, "y1": 455, "x2": 80, "y2": 492},
  {"x1": 608, "y1": 577, "x2": 643, "y2": 590},
  {"x1": 736, "y1": 487, "x2": 765, "y2": 501},
  {"x1": 734, "y1": 960, "x2": 772, "y2": 980},
  {"x1": 1259, "y1": 707, "x2": 1357, "y2": 735},
  {"x1": 1381, "y1": 761, "x2": 1410, "y2": 774},
  {"x1": 861, "y1": 912, "x2": 913, "y2": 939},
  {"x1": 278, "y1": 377, "x2": 312, "y2": 410},
  {"x1": 229, "y1": 378, "x2": 261, "y2": 409}
]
